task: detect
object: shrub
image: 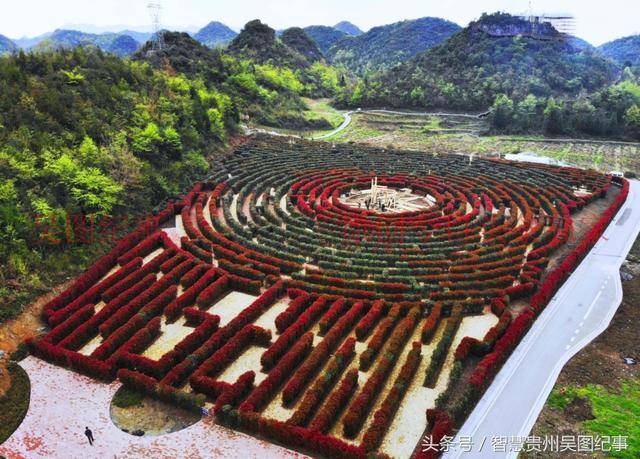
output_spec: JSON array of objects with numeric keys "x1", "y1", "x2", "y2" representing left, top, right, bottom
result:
[{"x1": 308, "y1": 368, "x2": 359, "y2": 433}]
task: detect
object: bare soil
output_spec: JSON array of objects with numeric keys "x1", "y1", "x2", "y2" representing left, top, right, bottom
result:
[{"x1": 110, "y1": 393, "x2": 201, "y2": 436}]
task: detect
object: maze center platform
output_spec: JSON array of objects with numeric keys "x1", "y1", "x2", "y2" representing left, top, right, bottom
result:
[
  {"x1": 338, "y1": 184, "x2": 436, "y2": 214},
  {"x1": 28, "y1": 135, "x2": 624, "y2": 459}
]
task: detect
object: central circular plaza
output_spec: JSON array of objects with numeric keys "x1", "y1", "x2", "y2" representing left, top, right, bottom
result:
[{"x1": 339, "y1": 183, "x2": 435, "y2": 214}]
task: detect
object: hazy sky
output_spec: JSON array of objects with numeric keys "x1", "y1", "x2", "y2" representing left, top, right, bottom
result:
[{"x1": 3, "y1": 0, "x2": 640, "y2": 45}]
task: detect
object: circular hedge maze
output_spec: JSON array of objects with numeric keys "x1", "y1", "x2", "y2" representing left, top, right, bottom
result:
[{"x1": 30, "y1": 136, "x2": 628, "y2": 458}]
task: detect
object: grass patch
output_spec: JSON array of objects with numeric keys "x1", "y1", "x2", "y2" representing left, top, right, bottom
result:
[
  {"x1": 0, "y1": 362, "x2": 31, "y2": 443},
  {"x1": 302, "y1": 98, "x2": 344, "y2": 129},
  {"x1": 546, "y1": 381, "x2": 640, "y2": 458},
  {"x1": 112, "y1": 386, "x2": 144, "y2": 408}
]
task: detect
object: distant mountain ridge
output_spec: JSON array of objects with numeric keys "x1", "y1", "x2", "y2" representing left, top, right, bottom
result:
[
  {"x1": 599, "y1": 35, "x2": 640, "y2": 67},
  {"x1": 0, "y1": 34, "x2": 17, "y2": 54},
  {"x1": 303, "y1": 26, "x2": 347, "y2": 55},
  {"x1": 31, "y1": 29, "x2": 140, "y2": 56},
  {"x1": 334, "y1": 21, "x2": 363, "y2": 36},
  {"x1": 339, "y1": 13, "x2": 617, "y2": 110},
  {"x1": 194, "y1": 21, "x2": 237, "y2": 48},
  {"x1": 327, "y1": 17, "x2": 462, "y2": 74}
]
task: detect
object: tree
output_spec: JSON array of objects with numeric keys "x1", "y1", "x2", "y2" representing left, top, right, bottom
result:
[
  {"x1": 514, "y1": 94, "x2": 539, "y2": 131},
  {"x1": 625, "y1": 105, "x2": 640, "y2": 139},
  {"x1": 490, "y1": 94, "x2": 514, "y2": 130},
  {"x1": 543, "y1": 98, "x2": 564, "y2": 135}
]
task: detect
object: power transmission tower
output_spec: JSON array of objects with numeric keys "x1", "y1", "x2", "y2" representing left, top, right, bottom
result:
[{"x1": 147, "y1": 1, "x2": 165, "y2": 52}]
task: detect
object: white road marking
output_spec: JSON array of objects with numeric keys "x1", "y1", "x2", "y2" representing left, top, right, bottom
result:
[{"x1": 583, "y1": 289, "x2": 603, "y2": 320}]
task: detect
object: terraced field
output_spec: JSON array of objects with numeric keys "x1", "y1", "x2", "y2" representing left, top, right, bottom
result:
[{"x1": 26, "y1": 136, "x2": 629, "y2": 458}]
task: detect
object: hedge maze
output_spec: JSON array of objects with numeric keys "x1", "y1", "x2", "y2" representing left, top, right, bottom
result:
[{"x1": 28, "y1": 136, "x2": 628, "y2": 458}]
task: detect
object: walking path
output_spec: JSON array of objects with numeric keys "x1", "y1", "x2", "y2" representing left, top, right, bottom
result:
[
  {"x1": 0, "y1": 357, "x2": 305, "y2": 459},
  {"x1": 443, "y1": 180, "x2": 640, "y2": 458}
]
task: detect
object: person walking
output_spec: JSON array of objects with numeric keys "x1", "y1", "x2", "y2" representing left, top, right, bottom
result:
[{"x1": 84, "y1": 427, "x2": 95, "y2": 445}]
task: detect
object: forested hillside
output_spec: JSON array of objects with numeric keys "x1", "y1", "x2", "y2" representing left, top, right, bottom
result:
[
  {"x1": 599, "y1": 35, "x2": 640, "y2": 67},
  {"x1": 281, "y1": 27, "x2": 324, "y2": 63},
  {"x1": 303, "y1": 26, "x2": 346, "y2": 55},
  {"x1": 337, "y1": 13, "x2": 616, "y2": 109},
  {"x1": 34, "y1": 29, "x2": 140, "y2": 56},
  {"x1": 0, "y1": 34, "x2": 17, "y2": 54},
  {"x1": 327, "y1": 17, "x2": 461, "y2": 74},
  {"x1": 0, "y1": 26, "x2": 345, "y2": 321}
]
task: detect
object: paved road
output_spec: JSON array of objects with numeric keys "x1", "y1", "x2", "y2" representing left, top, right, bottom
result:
[{"x1": 443, "y1": 180, "x2": 640, "y2": 459}]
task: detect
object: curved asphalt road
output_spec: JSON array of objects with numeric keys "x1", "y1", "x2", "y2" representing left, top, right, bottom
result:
[{"x1": 443, "y1": 180, "x2": 640, "y2": 458}]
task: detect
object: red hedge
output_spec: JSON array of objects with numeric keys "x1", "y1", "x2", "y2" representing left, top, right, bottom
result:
[
  {"x1": 240, "y1": 332, "x2": 313, "y2": 413},
  {"x1": 308, "y1": 368, "x2": 359, "y2": 434}
]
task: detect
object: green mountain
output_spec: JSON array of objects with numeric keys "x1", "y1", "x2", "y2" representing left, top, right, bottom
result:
[
  {"x1": 228, "y1": 20, "x2": 309, "y2": 68},
  {"x1": 134, "y1": 32, "x2": 228, "y2": 81},
  {"x1": 334, "y1": 21, "x2": 363, "y2": 36},
  {"x1": 0, "y1": 34, "x2": 17, "y2": 54},
  {"x1": 34, "y1": 29, "x2": 140, "y2": 56},
  {"x1": 194, "y1": 21, "x2": 237, "y2": 48},
  {"x1": 303, "y1": 26, "x2": 347, "y2": 55},
  {"x1": 339, "y1": 13, "x2": 616, "y2": 110},
  {"x1": 281, "y1": 27, "x2": 324, "y2": 62},
  {"x1": 568, "y1": 36, "x2": 594, "y2": 52},
  {"x1": 13, "y1": 32, "x2": 52, "y2": 49},
  {"x1": 118, "y1": 30, "x2": 153, "y2": 43},
  {"x1": 599, "y1": 35, "x2": 640, "y2": 67},
  {"x1": 327, "y1": 17, "x2": 462, "y2": 74}
]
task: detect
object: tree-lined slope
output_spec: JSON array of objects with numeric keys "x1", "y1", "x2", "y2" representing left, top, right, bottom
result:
[
  {"x1": 599, "y1": 35, "x2": 640, "y2": 67},
  {"x1": 34, "y1": 29, "x2": 140, "y2": 56},
  {"x1": 327, "y1": 17, "x2": 462, "y2": 74},
  {"x1": 0, "y1": 34, "x2": 17, "y2": 54},
  {"x1": 281, "y1": 27, "x2": 324, "y2": 62},
  {"x1": 340, "y1": 13, "x2": 616, "y2": 109},
  {"x1": 303, "y1": 26, "x2": 347, "y2": 55},
  {"x1": 228, "y1": 19, "x2": 309, "y2": 68}
]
